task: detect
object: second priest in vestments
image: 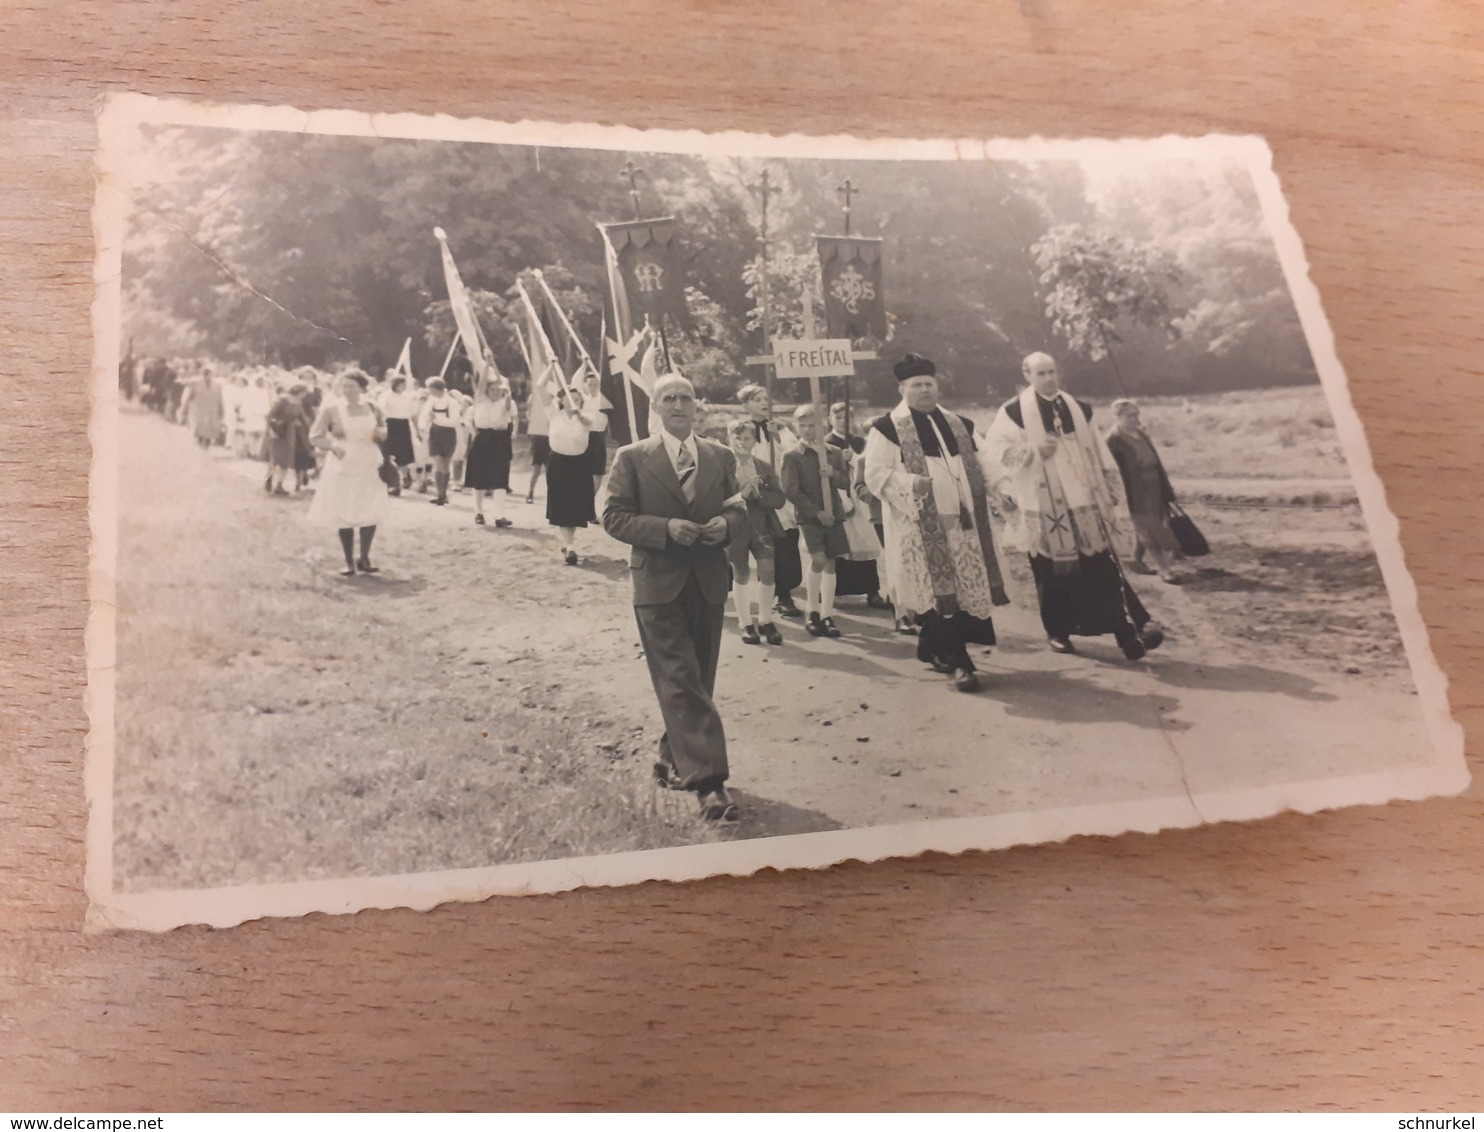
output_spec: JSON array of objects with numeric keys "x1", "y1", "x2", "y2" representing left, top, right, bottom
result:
[{"x1": 979, "y1": 351, "x2": 1163, "y2": 660}]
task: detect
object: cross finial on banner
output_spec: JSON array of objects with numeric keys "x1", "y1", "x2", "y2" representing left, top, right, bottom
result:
[
  {"x1": 836, "y1": 178, "x2": 858, "y2": 237},
  {"x1": 619, "y1": 160, "x2": 645, "y2": 220}
]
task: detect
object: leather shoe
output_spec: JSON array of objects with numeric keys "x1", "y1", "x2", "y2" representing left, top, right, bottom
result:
[
  {"x1": 1139, "y1": 626, "x2": 1166, "y2": 652},
  {"x1": 952, "y1": 668, "x2": 981, "y2": 692},
  {"x1": 1048, "y1": 636, "x2": 1076, "y2": 654},
  {"x1": 653, "y1": 761, "x2": 686, "y2": 791},
  {"x1": 699, "y1": 787, "x2": 740, "y2": 823},
  {"x1": 774, "y1": 600, "x2": 805, "y2": 619}
]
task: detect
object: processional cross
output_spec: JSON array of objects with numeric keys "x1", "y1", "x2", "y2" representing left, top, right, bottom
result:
[
  {"x1": 837, "y1": 178, "x2": 857, "y2": 237},
  {"x1": 619, "y1": 160, "x2": 644, "y2": 220}
]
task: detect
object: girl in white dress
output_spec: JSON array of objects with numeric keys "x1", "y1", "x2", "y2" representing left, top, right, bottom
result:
[{"x1": 308, "y1": 371, "x2": 387, "y2": 576}]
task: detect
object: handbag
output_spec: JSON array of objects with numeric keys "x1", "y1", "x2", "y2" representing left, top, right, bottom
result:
[
  {"x1": 1167, "y1": 501, "x2": 1209, "y2": 558},
  {"x1": 377, "y1": 454, "x2": 400, "y2": 488}
]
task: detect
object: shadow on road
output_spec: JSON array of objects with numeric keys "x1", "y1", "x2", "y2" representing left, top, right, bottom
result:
[
  {"x1": 328, "y1": 573, "x2": 430, "y2": 599},
  {"x1": 473, "y1": 524, "x2": 547, "y2": 544},
  {"x1": 1142, "y1": 657, "x2": 1338, "y2": 701},
  {"x1": 977, "y1": 667, "x2": 1193, "y2": 732},
  {"x1": 748, "y1": 637, "x2": 903, "y2": 681},
  {"x1": 571, "y1": 556, "x2": 629, "y2": 582},
  {"x1": 721, "y1": 788, "x2": 846, "y2": 841}
]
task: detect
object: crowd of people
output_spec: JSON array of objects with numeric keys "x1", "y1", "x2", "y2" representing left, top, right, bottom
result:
[
  {"x1": 120, "y1": 351, "x2": 614, "y2": 572},
  {"x1": 122, "y1": 345, "x2": 1198, "y2": 826}
]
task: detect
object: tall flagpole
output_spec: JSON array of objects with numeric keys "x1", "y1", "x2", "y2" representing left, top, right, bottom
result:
[
  {"x1": 515, "y1": 278, "x2": 576, "y2": 397},
  {"x1": 438, "y1": 334, "x2": 459, "y2": 381},
  {"x1": 531, "y1": 269, "x2": 598, "y2": 375},
  {"x1": 749, "y1": 166, "x2": 777, "y2": 401},
  {"x1": 835, "y1": 178, "x2": 861, "y2": 442}
]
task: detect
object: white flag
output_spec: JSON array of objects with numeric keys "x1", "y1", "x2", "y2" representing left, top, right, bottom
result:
[{"x1": 433, "y1": 227, "x2": 487, "y2": 368}]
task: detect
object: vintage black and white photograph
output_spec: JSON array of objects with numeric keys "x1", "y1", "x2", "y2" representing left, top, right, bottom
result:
[{"x1": 86, "y1": 95, "x2": 1465, "y2": 930}]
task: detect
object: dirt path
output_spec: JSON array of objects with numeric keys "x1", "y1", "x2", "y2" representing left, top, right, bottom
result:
[{"x1": 121, "y1": 410, "x2": 1434, "y2": 862}]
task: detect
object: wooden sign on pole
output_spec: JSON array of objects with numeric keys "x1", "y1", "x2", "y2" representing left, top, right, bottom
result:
[{"x1": 744, "y1": 287, "x2": 879, "y2": 524}]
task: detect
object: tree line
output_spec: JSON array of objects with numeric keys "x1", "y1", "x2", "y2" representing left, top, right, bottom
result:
[{"x1": 121, "y1": 126, "x2": 1319, "y2": 404}]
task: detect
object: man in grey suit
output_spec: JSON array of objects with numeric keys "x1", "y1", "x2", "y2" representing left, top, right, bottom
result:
[{"x1": 603, "y1": 374, "x2": 750, "y2": 822}]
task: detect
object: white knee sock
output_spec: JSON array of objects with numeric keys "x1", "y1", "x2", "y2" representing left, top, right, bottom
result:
[
  {"x1": 821, "y1": 571, "x2": 837, "y2": 619},
  {"x1": 488, "y1": 490, "x2": 504, "y2": 519},
  {"x1": 749, "y1": 579, "x2": 764, "y2": 624},
  {"x1": 805, "y1": 569, "x2": 822, "y2": 615}
]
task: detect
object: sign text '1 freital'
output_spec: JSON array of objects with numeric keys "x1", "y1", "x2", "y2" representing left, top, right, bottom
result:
[{"x1": 772, "y1": 339, "x2": 856, "y2": 380}]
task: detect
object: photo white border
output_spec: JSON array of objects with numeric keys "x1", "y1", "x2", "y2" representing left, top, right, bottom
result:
[{"x1": 86, "y1": 93, "x2": 1469, "y2": 932}]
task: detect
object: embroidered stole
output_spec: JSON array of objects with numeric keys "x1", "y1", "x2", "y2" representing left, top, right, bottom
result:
[
  {"x1": 1017, "y1": 386, "x2": 1134, "y2": 572},
  {"x1": 891, "y1": 404, "x2": 1005, "y2": 601}
]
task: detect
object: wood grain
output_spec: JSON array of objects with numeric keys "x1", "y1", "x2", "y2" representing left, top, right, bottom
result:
[{"x1": 3, "y1": 0, "x2": 1482, "y2": 1110}]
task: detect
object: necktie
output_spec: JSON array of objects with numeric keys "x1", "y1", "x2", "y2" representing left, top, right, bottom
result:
[
  {"x1": 753, "y1": 421, "x2": 775, "y2": 467},
  {"x1": 676, "y1": 442, "x2": 696, "y2": 503}
]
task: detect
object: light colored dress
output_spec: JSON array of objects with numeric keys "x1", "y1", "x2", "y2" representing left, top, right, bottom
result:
[
  {"x1": 308, "y1": 402, "x2": 386, "y2": 530},
  {"x1": 862, "y1": 404, "x2": 999, "y2": 620}
]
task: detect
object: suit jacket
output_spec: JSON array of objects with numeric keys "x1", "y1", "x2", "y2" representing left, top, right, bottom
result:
[
  {"x1": 603, "y1": 433, "x2": 749, "y2": 607},
  {"x1": 781, "y1": 442, "x2": 850, "y2": 526}
]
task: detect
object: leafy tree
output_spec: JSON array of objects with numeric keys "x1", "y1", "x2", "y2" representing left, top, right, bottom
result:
[
  {"x1": 1089, "y1": 158, "x2": 1316, "y2": 389},
  {"x1": 670, "y1": 286, "x2": 749, "y2": 402},
  {"x1": 1032, "y1": 224, "x2": 1186, "y2": 395}
]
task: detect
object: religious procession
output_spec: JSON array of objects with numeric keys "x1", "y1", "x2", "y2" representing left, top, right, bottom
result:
[
  {"x1": 119, "y1": 207, "x2": 1204, "y2": 831},
  {"x1": 116, "y1": 129, "x2": 1403, "y2": 887}
]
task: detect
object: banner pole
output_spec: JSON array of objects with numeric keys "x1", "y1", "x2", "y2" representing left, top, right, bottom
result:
[
  {"x1": 438, "y1": 335, "x2": 458, "y2": 382},
  {"x1": 532, "y1": 269, "x2": 598, "y2": 374},
  {"x1": 801, "y1": 285, "x2": 833, "y2": 523},
  {"x1": 516, "y1": 278, "x2": 578, "y2": 398},
  {"x1": 624, "y1": 374, "x2": 641, "y2": 444}
]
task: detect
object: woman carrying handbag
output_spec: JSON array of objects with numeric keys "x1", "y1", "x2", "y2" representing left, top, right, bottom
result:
[{"x1": 1104, "y1": 398, "x2": 1206, "y2": 582}]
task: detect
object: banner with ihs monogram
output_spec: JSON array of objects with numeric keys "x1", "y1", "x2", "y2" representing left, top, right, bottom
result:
[{"x1": 816, "y1": 235, "x2": 886, "y2": 340}]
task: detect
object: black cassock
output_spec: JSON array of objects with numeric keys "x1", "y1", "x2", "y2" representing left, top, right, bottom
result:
[
  {"x1": 824, "y1": 431, "x2": 881, "y2": 599},
  {"x1": 871, "y1": 408, "x2": 998, "y2": 674},
  {"x1": 1004, "y1": 394, "x2": 1152, "y2": 643}
]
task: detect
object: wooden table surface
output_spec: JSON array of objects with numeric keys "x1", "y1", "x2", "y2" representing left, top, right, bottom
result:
[{"x1": 3, "y1": 1, "x2": 1482, "y2": 1111}]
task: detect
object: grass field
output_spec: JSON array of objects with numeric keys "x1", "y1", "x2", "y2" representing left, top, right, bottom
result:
[
  {"x1": 710, "y1": 383, "x2": 1348, "y2": 488},
  {"x1": 111, "y1": 411, "x2": 716, "y2": 892}
]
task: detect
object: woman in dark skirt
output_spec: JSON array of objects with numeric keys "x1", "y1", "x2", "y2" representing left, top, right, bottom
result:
[
  {"x1": 264, "y1": 382, "x2": 310, "y2": 496},
  {"x1": 378, "y1": 376, "x2": 418, "y2": 495},
  {"x1": 584, "y1": 420, "x2": 608, "y2": 492},
  {"x1": 1104, "y1": 398, "x2": 1181, "y2": 581},
  {"x1": 416, "y1": 377, "x2": 460, "y2": 505},
  {"x1": 464, "y1": 360, "x2": 515, "y2": 527},
  {"x1": 546, "y1": 383, "x2": 607, "y2": 566}
]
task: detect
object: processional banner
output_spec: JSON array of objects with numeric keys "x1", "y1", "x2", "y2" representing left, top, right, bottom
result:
[
  {"x1": 816, "y1": 236, "x2": 886, "y2": 341},
  {"x1": 598, "y1": 217, "x2": 687, "y2": 443}
]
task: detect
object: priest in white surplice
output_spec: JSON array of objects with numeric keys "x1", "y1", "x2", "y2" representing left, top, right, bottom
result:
[
  {"x1": 863, "y1": 353, "x2": 1009, "y2": 692},
  {"x1": 979, "y1": 351, "x2": 1164, "y2": 661}
]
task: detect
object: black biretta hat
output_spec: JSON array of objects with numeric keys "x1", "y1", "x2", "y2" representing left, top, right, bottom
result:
[{"x1": 894, "y1": 353, "x2": 936, "y2": 381}]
